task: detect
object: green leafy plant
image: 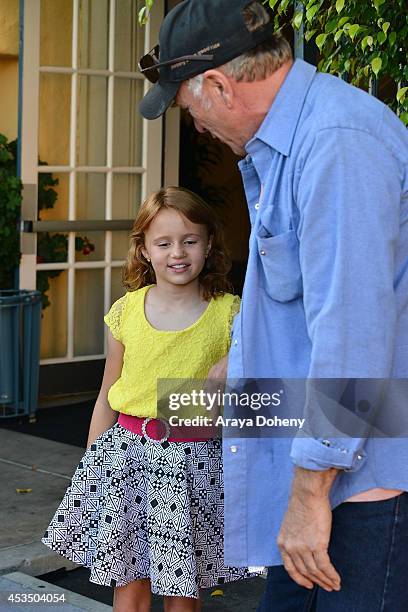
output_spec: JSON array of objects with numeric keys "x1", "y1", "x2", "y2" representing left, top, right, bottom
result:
[
  {"x1": 0, "y1": 135, "x2": 94, "y2": 307},
  {"x1": 137, "y1": 0, "x2": 407, "y2": 124},
  {"x1": 0, "y1": 134, "x2": 23, "y2": 289},
  {"x1": 270, "y1": 0, "x2": 407, "y2": 123}
]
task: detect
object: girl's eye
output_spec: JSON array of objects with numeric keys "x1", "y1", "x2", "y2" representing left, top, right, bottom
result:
[
  {"x1": 158, "y1": 243, "x2": 170, "y2": 247},
  {"x1": 184, "y1": 240, "x2": 197, "y2": 245}
]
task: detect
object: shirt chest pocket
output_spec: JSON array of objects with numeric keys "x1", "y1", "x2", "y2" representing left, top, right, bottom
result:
[{"x1": 256, "y1": 229, "x2": 303, "y2": 302}]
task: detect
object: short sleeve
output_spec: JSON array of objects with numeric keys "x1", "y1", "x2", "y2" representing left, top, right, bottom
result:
[
  {"x1": 104, "y1": 294, "x2": 127, "y2": 342},
  {"x1": 228, "y1": 295, "x2": 241, "y2": 329}
]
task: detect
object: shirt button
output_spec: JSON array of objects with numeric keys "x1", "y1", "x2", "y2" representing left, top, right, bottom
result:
[
  {"x1": 255, "y1": 203, "x2": 260, "y2": 210},
  {"x1": 260, "y1": 250, "x2": 266, "y2": 256},
  {"x1": 322, "y1": 439, "x2": 331, "y2": 447},
  {"x1": 230, "y1": 445, "x2": 238, "y2": 453},
  {"x1": 357, "y1": 454, "x2": 363, "y2": 461}
]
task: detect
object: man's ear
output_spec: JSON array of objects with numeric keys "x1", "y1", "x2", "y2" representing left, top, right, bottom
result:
[{"x1": 204, "y1": 69, "x2": 234, "y2": 108}]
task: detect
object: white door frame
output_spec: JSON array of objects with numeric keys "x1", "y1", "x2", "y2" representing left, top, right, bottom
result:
[{"x1": 19, "y1": 0, "x2": 164, "y2": 364}]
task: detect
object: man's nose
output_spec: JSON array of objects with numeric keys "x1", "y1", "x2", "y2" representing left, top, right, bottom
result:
[{"x1": 193, "y1": 118, "x2": 207, "y2": 134}]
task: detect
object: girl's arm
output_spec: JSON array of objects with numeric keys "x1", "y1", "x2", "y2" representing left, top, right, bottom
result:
[{"x1": 86, "y1": 329, "x2": 124, "y2": 448}]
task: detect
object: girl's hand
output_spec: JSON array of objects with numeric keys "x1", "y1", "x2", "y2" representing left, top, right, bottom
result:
[
  {"x1": 203, "y1": 356, "x2": 228, "y2": 420},
  {"x1": 207, "y1": 355, "x2": 228, "y2": 380}
]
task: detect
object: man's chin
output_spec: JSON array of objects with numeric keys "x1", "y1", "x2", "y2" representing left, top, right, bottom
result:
[{"x1": 231, "y1": 145, "x2": 246, "y2": 157}]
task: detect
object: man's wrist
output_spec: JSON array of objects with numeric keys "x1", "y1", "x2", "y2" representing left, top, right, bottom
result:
[{"x1": 291, "y1": 466, "x2": 339, "y2": 499}]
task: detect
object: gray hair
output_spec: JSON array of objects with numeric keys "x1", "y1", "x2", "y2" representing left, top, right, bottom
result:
[
  {"x1": 222, "y1": 2, "x2": 292, "y2": 82},
  {"x1": 187, "y1": 74, "x2": 212, "y2": 109},
  {"x1": 187, "y1": 1, "x2": 292, "y2": 95}
]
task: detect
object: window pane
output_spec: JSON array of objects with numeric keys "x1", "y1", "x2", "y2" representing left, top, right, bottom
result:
[
  {"x1": 112, "y1": 174, "x2": 141, "y2": 219},
  {"x1": 115, "y1": 0, "x2": 145, "y2": 72},
  {"x1": 113, "y1": 78, "x2": 144, "y2": 167},
  {"x1": 112, "y1": 231, "x2": 131, "y2": 261},
  {"x1": 76, "y1": 173, "x2": 106, "y2": 219},
  {"x1": 39, "y1": 74, "x2": 71, "y2": 165},
  {"x1": 40, "y1": 0, "x2": 73, "y2": 67},
  {"x1": 77, "y1": 76, "x2": 108, "y2": 166},
  {"x1": 38, "y1": 270, "x2": 68, "y2": 358},
  {"x1": 78, "y1": 0, "x2": 109, "y2": 70},
  {"x1": 111, "y1": 267, "x2": 125, "y2": 304},
  {"x1": 74, "y1": 269, "x2": 105, "y2": 356},
  {"x1": 75, "y1": 231, "x2": 105, "y2": 262}
]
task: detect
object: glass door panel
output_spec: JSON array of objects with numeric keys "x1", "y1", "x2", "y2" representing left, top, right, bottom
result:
[
  {"x1": 74, "y1": 269, "x2": 105, "y2": 356},
  {"x1": 20, "y1": 0, "x2": 164, "y2": 364},
  {"x1": 39, "y1": 73, "x2": 71, "y2": 166},
  {"x1": 78, "y1": 0, "x2": 109, "y2": 70},
  {"x1": 38, "y1": 270, "x2": 68, "y2": 358}
]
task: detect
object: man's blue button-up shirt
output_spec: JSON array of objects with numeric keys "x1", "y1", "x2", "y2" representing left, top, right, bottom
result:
[{"x1": 224, "y1": 59, "x2": 408, "y2": 566}]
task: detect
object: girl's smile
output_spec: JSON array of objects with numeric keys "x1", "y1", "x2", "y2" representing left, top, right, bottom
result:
[{"x1": 142, "y1": 208, "x2": 212, "y2": 289}]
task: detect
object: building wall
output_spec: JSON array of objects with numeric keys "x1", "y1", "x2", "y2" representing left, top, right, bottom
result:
[{"x1": 0, "y1": 0, "x2": 19, "y2": 140}]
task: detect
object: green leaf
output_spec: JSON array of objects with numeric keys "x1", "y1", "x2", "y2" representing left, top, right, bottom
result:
[
  {"x1": 138, "y1": 6, "x2": 147, "y2": 25},
  {"x1": 373, "y1": 0, "x2": 385, "y2": 10},
  {"x1": 268, "y1": 0, "x2": 279, "y2": 9},
  {"x1": 316, "y1": 33, "x2": 327, "y2": 51},
  {"x1": 334, "y1": 30, "x2": 343, "y2": 43},
  {"x1": 371, "y1": 56, "x2": 382, "y2": 76},
  {"x1": 293, "y1": 11, "x2": 303, "y2": 30},
  {"x1": 361, "y1": 35, "x2": 374, "y2": 51},
  {"x1": 305, "y1": 28, "x2": 317, "y2": 42},
  {"x1": 377, "y1": 31, "x2": 386, "y2": 44},
  {"x1": 389, "y1": 31, "x2": 397, "y2": 46},
  {"x1": 400, "y1": 112, "x2": 408, "y2": 126},
  {"x1": 382, "y1": 21, "x2": 390, "y2": 34},
  {"x1": 278, "y1": 0, "x2": 291, "y2": 13},
  {"x1": 306, "y1": 5, "x2": 319, "y2": 22},
  {"x1": 336, "y1": 0, "x2": 345, "y2": 13},
  {"x1": 306, "y1": 0, "x2": 317, "y2": 9},
  {"x1": 338, "y1": 16, "x2": 350, "y2": 27},
  {"x1": 396, "y1": 87, "x2": 408, "y2": 104},
  {"x1": 325, "y1": 18, "x2": 338, "y2": 33},
  {"x1": 348, "y1": 24, "x2": 360, "y2": 40}
]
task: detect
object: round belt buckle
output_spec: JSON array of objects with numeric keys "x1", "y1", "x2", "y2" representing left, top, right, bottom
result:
[{"x1": 141, "y1": 417, "x2": 170, "y2": 443}]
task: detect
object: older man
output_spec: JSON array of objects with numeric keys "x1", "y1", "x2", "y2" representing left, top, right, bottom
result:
[{"x1": 139, "y1": 1, "x2": 408, "y2": 610}]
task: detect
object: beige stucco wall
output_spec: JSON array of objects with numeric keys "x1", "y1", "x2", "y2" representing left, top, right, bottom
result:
[
  {"x1": 0, "y1": 57, "x2": 18, "y2": 139},
  {"x1": 0, "y1": 0, "x2": 19, "y2": 56},
  {"x1": 0, "y1": 0, "x2": 19, "y2": 139}
]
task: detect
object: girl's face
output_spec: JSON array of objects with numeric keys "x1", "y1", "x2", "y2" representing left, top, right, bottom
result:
[{"x1": 142, "y1": 208, "x2": 212, "y2": 290}]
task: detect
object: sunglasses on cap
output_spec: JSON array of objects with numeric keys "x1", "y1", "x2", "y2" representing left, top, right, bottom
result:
[{"x1": 139, "y1": 45, "x2": 214, "y2": 83}]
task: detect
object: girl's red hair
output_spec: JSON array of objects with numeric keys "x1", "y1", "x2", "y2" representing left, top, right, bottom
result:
[{"x1": 123, "y1": 186, "x2": 232, "y2": 300}]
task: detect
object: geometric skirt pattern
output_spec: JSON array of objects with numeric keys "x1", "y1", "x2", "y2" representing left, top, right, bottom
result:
[{"x1": 42, "y1": 423, "x2": 250, "y2": 598}]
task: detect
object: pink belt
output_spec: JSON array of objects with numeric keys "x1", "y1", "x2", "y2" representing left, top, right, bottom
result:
[{"x1": 118, "y1": 413, "x2": 208, "y2": 443}]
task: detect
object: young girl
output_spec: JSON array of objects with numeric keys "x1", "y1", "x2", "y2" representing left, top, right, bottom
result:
[{"x1": 42, "y1": 186, "x2": 249, "y2": 611}]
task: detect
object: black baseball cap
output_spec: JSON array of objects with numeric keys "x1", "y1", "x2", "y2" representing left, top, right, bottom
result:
[{"x1": 139, "y1": 0, "x2": 276, "y2": 120}]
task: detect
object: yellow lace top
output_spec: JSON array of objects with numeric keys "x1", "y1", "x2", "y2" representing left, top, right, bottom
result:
[{"x1": 104, "y1": 285, "x2": 241, "y2": 417}]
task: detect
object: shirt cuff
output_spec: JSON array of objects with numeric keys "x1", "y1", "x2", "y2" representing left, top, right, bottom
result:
[{"x1": 290, "y1": 437, "x2": 367, "y2": 472}]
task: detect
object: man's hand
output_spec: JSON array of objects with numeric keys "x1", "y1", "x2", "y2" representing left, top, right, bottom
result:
[{"x1": 277, "y1": 467, "x2": 341, "y2": 592}]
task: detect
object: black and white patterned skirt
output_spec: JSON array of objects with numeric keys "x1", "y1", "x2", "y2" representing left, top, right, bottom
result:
[{"x1": 42, "y1": 422, "x2": 250, "y2": 598}]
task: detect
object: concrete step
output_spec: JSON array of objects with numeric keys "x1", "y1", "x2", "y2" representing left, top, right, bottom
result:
[{"x1": 0, "y1": 572, "x2": 111, "y2": 612}]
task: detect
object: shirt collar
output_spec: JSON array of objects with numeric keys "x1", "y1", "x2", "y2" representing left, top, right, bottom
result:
[{"x1": 246, "y1": 59, "x2": 317, "y2": 157}]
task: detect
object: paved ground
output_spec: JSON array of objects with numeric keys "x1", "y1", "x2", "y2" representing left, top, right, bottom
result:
[{"x1": 0, "y1": 406, "x2": 266, "y2": 610}]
